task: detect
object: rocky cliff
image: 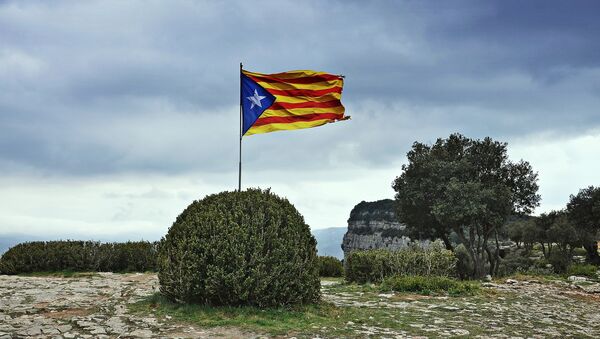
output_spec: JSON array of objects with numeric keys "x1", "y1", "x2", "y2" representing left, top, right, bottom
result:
[{"x1": 341, "y1": 199, "x2": 413, "y2": 259}]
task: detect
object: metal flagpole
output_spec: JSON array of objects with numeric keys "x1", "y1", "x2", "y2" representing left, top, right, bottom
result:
[{"x1": 238, "y1": 62, "x2": 243, "y2": 192}]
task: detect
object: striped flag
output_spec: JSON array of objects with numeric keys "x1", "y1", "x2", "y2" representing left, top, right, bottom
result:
[{"x1": 241, "y1": 69, "x2": 348, "y2": 136}]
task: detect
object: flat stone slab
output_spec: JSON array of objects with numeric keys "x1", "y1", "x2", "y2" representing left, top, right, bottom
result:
[{"x1": 0, "y1": 273, "x2": 255, "y2": 338}]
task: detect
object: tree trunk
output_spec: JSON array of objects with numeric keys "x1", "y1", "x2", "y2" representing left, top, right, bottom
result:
[
  {"x1": 455, "y1": 228, "x2": 485, "y2": 279},
  {"x1": 494, "y1": 230, "x2": 501, "y2": 276},
  {"x1": 441, "y1": 234, "x2": 454, "y2": 251},
  {"x1": 583, "y1": 241, "x2": 600, "y2": 264},
  {"x1": 485, "y1": 247, "x2": 495, "y2": 276},
  {"x1": 540, "y1": 242, "x2": 546, "y2": 258}
]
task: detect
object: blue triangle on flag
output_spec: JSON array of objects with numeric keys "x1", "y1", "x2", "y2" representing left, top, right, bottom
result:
[{"x1": 241, "y1": 74, "x2": 276, "y2": 135}]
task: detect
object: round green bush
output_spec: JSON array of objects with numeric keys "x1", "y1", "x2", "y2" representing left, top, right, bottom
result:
[{"x1": 157, "y1": 189, "x2": 320, "y2": 307}]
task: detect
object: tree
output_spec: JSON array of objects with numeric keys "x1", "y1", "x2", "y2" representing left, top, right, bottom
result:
[
  {"x1": 506, "y1": 219, "x2": 536, "y2": 249},
  {"x1": 534, "y1": 211, "x2": 564, "y2": 259},
  {"x1": 520, "y1": 219, "x2": 539, "y2": 252},
  {"x1": 567, "y1": 186, "x2": 600, "y2": 264},
  {"x1": 393, "y1": 134, "x2": 540, "y2": 278},
  {"x1": 547, "y1": 214, "x2": 580, "y2": 257}
]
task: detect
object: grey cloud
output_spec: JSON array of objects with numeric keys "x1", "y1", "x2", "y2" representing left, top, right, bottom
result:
[{"x1": 1, "y1": 0, "x2": 599, "y2": 176}]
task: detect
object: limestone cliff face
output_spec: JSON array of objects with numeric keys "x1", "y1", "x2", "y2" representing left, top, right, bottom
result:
[{"x1": 341, "y1": 199, "x2": 412, "y2": 259}]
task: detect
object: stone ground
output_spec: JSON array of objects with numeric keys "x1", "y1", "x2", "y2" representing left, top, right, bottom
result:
[
  {"x1": 322, "y1": 278, "x2": 600, "y2": 338},
  {"x1": 0, "y1": 273, "x2": 599, "y2": 338},
  {"x1": 0, "y1": 273, "x2": 255, "y2": 338}
]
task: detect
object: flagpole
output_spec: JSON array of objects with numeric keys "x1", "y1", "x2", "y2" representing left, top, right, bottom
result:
[{"x1": 238, "y1": 62, "x2": 243, "y2": 192}]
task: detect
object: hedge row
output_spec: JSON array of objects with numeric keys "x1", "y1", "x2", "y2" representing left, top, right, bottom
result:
[
  {"x1": 345, "y1": 243, "x2": 457, "y2": 284},
  {"x1": 0, "y1": 240, "x2": 158, "y2": 274}
]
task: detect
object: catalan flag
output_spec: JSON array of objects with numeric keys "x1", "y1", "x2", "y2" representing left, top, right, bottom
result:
[{"x1": 241, "y1": 69, "x2": 348, "y2": 136}]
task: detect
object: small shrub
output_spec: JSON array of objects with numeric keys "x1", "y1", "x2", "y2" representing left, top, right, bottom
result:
[
  {"x1": 380, "y1": 275, "x2": 479, "y2": 296},
  {"x1": 496, "y1": 249, "x2": 534, "y2": 277},
  {"x1": 454, "y1": 244, "x2": 473, "y2": 279},
  {"x1": 548, "y1": 250, "x2": 571, "y2": 274},
  {"x1": 158, "y1": 189, "x2": 320, "y2": 307},
  {"x1": 567, "y1": 264, "x2": 599, "y2": 279},
  {"x1": 572, "y1": 247, "x2": 588, "y2": 257},
  {"x1": 344, "y1": 242, "x2": 456, "y2": 284},
  {"x1": 318, "y1": 256, "x2": 343, "y2": 277}
]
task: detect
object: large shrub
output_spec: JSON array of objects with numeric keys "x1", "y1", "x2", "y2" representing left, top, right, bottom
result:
[
  {"x1": 157, "y1": 189, "x2": 320, "y2": 307},
  {"x1": 318, "y1": 256, "x2": 343, "y2": 277},
  {"x1": 0, "y1": 241, "x2": 158, "y2": 274},
  {"x1": 344, "y1": 242, "x2": 457, "y2": 284}
]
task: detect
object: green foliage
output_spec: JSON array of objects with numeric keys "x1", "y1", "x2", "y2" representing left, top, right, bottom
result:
[
  {"x1": 380, "y1": 275, "x2": 479, "y2": 296},
  {"x1": 157, "y1": 189, "x2": 320, "y2": 307},
  {"x1": 548, "y1": 250, "x2": 571, "y2": 274},
  {"x1": 392, "y1": 133, "x2": 540, "y2": 278},
  {"x1": 317, "y1": 256, "x2": 343, "y2": 277},
  {"x1": 348, "y1": 199, "x2": 396, "y2": 223},
  {"x1": 573, "y1": 247, "x2": 588, "y2": 257},
  {"x1": 567, "y1": 264, "x2": 599, "y2": 279},
  {"x1": 454, "y1": 244, "x2": 474, "y2": 279},
  {"x1": 547, "y1": 215, "x2": 580, "y2": 253},
  {"x1": 567, "y1": 186, "x2": 600, "y2": 263},
  {"x1": 0, "y1": 241, "x2": 158, "y2": 274},
  {"x1": 496, "y1": 249, "x2": 535, "y2": 277},
  {"x1": 344, "y1": 243, "x2": 457, "y2": 284},
  {"x1": 506, "y1": 219, "x2": 538, "y2": 250}
]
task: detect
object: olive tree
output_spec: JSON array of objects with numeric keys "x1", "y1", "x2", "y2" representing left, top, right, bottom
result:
[
  {"x1": 567, "y1": 186, "x2": 600, "y2": 264},
  {"x1": 393, "y1": 133, "x2": 540, "y2": 278}
]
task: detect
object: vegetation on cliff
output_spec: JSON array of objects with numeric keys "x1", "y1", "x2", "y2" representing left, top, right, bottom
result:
[{"x1": 348, "y1": 199, "x2": 397, "y2": 224}]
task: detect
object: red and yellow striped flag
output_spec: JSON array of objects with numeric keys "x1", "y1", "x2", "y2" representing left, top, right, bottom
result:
[{"x1": 241, "y1": 69, "x2": 348, "y2": 136}]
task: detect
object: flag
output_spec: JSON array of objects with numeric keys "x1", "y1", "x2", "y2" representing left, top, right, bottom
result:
[{"x1": 241, "y1": 69, "x2": 348, "y2": 136}]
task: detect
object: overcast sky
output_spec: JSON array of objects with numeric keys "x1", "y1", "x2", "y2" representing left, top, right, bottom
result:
[{"x1": 1, "y1": 0, "x2": 599, "y2": 240}]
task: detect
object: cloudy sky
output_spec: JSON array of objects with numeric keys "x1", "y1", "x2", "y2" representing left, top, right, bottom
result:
[{"x1": 1, "y1": 0, "x2": 599, "y2": 240}]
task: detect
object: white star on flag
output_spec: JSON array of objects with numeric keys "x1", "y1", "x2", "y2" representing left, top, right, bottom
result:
[{"x1": 246, "y1": 89, "x2": 266, "y2": 109}]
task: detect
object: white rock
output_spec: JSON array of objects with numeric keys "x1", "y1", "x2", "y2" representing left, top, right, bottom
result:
[
  {"x1": 452, "y1": 329, "x2": 470, "y2": 335},
  {"x1": 129, "y1": 329, "x2": 153, "y2": 338},
  {"x1": 568, "y1": 276, "x2": 587, "y2": 282},
  {"x1": 57, "y1": 325, "x2": 72, "y2": 333},
  {"x1": 505, "y1": 279, "x2": 518, "y2": 285}
]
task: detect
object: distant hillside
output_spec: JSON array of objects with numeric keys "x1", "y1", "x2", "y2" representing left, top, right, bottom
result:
[{"x1": 312, "y1": 227, "x2": 346, "y2": 259}]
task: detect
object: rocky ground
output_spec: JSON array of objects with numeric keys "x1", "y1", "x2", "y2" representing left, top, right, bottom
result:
[
  {"x1": 322, "y1": 277, "x2": 600, "y2": 338},
  {"x1": 0, "y1": 273, "x2": 599, "y2": 338},
  {"x1": 0, "y1": 273, "x2": 254, "y2": 338}
]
